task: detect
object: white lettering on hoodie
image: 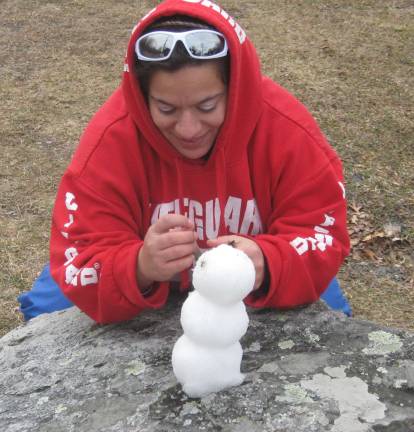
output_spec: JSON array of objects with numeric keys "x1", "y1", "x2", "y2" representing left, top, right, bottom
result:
[
  {"x1": 140, "y1": 1, "x2": 246, "y2": 44},
  {"x1": 290, "y1": 214, "x2": 335, "y2": 256},
  {"x1": 151, "y1": 196, "x2": 263, "y2": 240},
  {"x1": 182, "y1": 0, "x2": 246, "y2": 44},
  {"x1": 60, "y1": 192, "x2": 100, "y2": 287}
]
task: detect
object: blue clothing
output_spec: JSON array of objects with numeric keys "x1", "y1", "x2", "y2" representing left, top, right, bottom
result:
[
  {"x1": 320, "y1": 277, "x2": 352, "y2": 316},
  {"x1": 18, "y1": 264, "x2": 73, "y2": 321},
  {"x1": 18, "y1": 264, "x2": 352, "y2": 320}
]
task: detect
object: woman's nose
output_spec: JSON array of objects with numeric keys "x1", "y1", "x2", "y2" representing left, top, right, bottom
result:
[{"x1": 175, "y1": 110, "x2": 202, "y2": 140}]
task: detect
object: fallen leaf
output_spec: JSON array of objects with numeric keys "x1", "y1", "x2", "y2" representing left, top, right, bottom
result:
[
  {"x1": 362, "y1": 248, "x2": 380, "y2": 261},
  {"x1": 362, "y1": 231, "x2": 385, "y2": 242}
]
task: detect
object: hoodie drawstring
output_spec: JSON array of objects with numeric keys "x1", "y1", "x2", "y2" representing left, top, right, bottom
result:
[
  {"x1": 215, "y1": 146, "x2": 228, "y2": 238},
  {"x1": 174, "y1": 157, "x2": 191, "y2": 292}
]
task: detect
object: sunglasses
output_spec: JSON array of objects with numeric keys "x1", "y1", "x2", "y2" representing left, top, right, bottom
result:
[{"x1": 135, "y1": 29, "x2": 228, "y2": 62}]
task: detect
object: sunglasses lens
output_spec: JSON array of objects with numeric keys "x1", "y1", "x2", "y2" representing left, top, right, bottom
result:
[
  {"x1": 138, "y1": 33, "x2": 174, "y2": 59},
  {"x1": 185, "y1": 31, "x2": 226, "y2": 57}
]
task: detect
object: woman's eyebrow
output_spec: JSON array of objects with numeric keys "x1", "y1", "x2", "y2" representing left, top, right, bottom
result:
[
  {"x1": 149, "y1": 96, "x2": 174, "y2": 106},
  {"x1": 149, "y1": 92, "x2": 225, "y2": 107},
  {"x1": 197, "y1": 92, "x2": 225, "y2": 105}
]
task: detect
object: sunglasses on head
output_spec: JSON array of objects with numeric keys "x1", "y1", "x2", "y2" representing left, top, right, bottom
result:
[{"x1": 135, "y1": 29, "x2": 228, "y2": 62}]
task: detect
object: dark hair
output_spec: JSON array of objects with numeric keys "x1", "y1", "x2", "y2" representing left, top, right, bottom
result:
[{"x1": 134, "y1": 15, "x2": 230, "y2": 100}]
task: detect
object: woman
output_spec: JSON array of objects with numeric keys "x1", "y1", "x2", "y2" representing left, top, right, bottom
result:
[{"x1": 45, "y1": 0, "x2": 350, "y2": 323}]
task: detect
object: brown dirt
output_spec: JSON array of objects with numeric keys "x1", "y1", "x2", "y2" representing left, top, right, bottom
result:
[{"x1": 0, "y1": 0, "x2": 413, "y2": 337}]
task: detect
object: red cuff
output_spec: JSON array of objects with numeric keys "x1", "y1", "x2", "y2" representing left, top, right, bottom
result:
[{"x1": 112, "y1": 242, "x2": 169, "y2": 309}]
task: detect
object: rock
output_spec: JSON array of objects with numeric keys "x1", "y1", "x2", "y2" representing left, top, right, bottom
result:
[{"x1": 1, "y1": 293, "x2": 414, "y2": 432}]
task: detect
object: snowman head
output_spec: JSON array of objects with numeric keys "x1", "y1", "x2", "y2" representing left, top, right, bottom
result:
[{"x1": 192, "y1": 244, "x2": 256, "y2": 305}]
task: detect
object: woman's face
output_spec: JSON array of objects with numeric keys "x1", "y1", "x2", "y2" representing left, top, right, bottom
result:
[{"x1": 148, "y1": 62, "x2": 227, "y2": 160}]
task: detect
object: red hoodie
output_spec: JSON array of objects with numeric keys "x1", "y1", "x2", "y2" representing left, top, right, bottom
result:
[{"x1": 50, "y1": 0, "x2": 350, "y2": 323}]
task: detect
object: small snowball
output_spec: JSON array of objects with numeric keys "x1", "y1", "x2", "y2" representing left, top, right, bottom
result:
[
  {"x1": 180, "y1": 291, "x2": 249, "y2": 347},
  {"x1": 192, "y1": 244, "x2": 255, "y2": 305},
  {"x1": 172, "y1": 335, "x2": 244, "y2": 398}
]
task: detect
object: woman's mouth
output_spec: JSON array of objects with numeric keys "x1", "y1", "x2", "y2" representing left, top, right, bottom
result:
[{"x1": 177, "y1": 133, "x2": 208, "y2": 148}]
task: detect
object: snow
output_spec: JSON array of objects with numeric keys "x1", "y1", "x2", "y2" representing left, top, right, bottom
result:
[
  {"x1": 172, "y1": 335, "x2": 244, "y2": 398},
  {"x1": 191, "y1": 244, "x2": 255, "y2": 305},
  {"x1": 172, "y1": 244, "x2": 256, "y2": 398},
  {"x1": 180, "y1": 292, "x2": 249, "y2": 347}
]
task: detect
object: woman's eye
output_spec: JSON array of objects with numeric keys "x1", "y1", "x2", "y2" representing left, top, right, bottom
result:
[
  {"x1": 198, "y1": 103, "x2": 216, "y2": 113},
  {"x1": 159, "y1": 104, "x2": 175, "y2": 114}
]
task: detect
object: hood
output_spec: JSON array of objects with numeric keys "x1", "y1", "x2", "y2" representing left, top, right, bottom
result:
[{"x1": 122, "y1": 0, "x2": 263, "y2": 166}]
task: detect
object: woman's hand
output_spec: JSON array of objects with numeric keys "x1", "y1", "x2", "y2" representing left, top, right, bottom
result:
[
  {"x1": 207, "y1": 235, "x2": 265, "y2": 291},
  {"x1": 137, "y1": 214, "x2": 198, "y2": 289}
]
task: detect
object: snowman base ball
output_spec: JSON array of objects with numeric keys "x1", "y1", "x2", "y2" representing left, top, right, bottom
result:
[
  {"x1": 172, "y1": 335, "x2": 244, "y2": 398},
  {"x1": 172, "y1": 244, "x2": 256, "y2": 398}
]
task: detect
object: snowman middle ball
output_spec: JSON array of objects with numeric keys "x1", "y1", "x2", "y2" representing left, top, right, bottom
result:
[{"x1": 180, "y1": 291, "x2": 249, "y2": 347}]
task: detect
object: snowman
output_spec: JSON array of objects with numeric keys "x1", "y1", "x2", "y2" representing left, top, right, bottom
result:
[{"x1": 171, "y1": 243, "x2": 255, "y2": 398}]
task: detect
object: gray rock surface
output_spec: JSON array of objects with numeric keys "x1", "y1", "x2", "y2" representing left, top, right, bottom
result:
[{"x1": 1, "y1": 293, "x2": 413, "y2": 432}]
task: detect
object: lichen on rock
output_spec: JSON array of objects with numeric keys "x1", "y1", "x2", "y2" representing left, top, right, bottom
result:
[{"x1": 362, "y1": 330, "x2": 403, "y2": 355}]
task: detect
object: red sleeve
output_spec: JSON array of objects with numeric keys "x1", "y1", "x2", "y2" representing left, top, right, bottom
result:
[
  {"x1": 50, "y1": 171, "x2": 169, "y2": 323},
  {"x1": 245, "y1": 127, "x2": 350, "y2": 309}
]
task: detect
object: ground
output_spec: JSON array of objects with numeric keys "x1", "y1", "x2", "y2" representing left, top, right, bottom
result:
[{"x1": 0, "y1": 0, "x2": 413, "y2": 336}]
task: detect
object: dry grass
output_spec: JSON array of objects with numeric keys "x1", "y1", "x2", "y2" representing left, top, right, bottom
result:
[{"x1": 0, "y1": 0, "x2": 413, "y2": 337}]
